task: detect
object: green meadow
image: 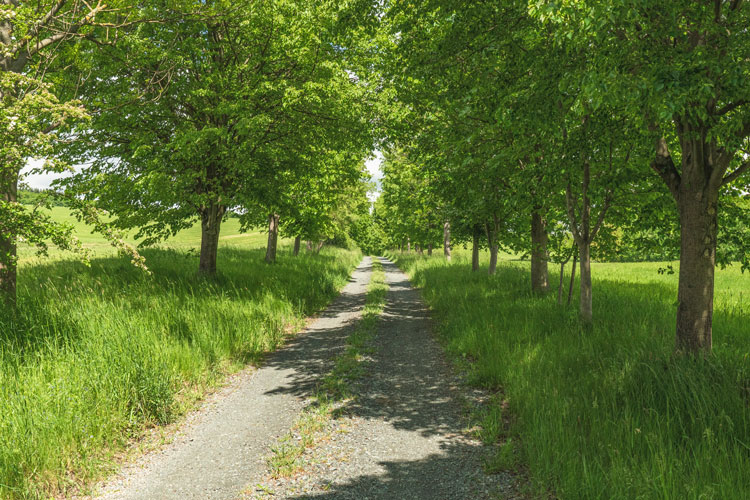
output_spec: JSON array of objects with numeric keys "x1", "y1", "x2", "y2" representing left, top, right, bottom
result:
[
  {"x1": 2, "y1": 209, "x2": 361, "y2": 499},
  {"x1": 395, "y1": 249, "x2": 750, "y2": 500}
]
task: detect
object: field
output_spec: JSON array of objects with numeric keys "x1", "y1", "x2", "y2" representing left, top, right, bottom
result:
[
  {"x1": 18, "y1": 206, "x2": 268, "y2": 262},
  {"x1": 394, "y1": 249, "x2": 750, "y2": 500},
  {"x1": 2, "y1": 209, "x2": 361, "y2": 499}
]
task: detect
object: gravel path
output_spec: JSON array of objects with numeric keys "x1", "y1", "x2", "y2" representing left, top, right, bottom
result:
[
  {"x1": 89, "y1": 257, "x2": 373, "y2": 500},
  {"x1": 246, "y1": 257, "x2": 518, "y2": 499}
]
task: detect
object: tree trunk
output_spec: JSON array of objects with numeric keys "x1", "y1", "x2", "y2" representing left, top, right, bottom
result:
[
  {"x1": 531, "y1": 210, "x2": 549, "y2": 293},
  {"x1": 265, "y1": 213, "x2": 280, "y2": 263},
  {"x1": 486, "y1": 218, "x2": 500, "y2": 275},
  {"x1": 199, "y1": 202, "x2": 225, "y2": 275},
  {"x1": 443, "y1": 221, "x2": 451, "y2": 261},
  {"x1": 672, "y1": 145, "x2": 722, "y2": 353},
  {"x1": 0, "y1": 170, "x2": 18, "y2": 305},
  {"x1": 472, "y1": 224, "x2": 481, "y2": 272},
  {"x1": 307, "y1": 240, "x2": 313, "y2": 251},
  {"x1": 567, "y1": 252, "x2": 577, "y2": 307},
  {"x1": 293, "y1": 236, "x2": 301, "y2": 256},
  {"x1": 427, "y1": 243, "x2": 433, "y2": 256},
  {"x1": 315, "y1": 240, "x2": 325, "y2": 253},
  {"x1": 557, "y1": 261, "x2": 565, "y2": 305},
  {"x1": 578, "y1": 241, "x2": 593, "y2": 324},
  {"x1": 407, "y1": 238, "x2": 411, "y2": 252}
]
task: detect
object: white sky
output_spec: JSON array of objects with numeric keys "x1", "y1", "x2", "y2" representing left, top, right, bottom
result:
[{"x1": 366, "y1": 150, "x2": 383, "y2": 203}]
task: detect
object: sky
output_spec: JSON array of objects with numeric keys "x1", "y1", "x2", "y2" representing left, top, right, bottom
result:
[{"x1": 366, "y1": 150, "x2": 384, "y2": 202}]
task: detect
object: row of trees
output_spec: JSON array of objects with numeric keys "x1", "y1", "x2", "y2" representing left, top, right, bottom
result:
[
  {"x1": 1, "y1": 1, "x2": 378, "y2": 304},
  {"x1": 373, "y1": 0, "x2": 750, "y2": 354}
]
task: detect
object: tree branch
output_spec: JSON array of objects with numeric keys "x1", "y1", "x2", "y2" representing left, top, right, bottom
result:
[
  {"x1": 650, "y1": 137, "x2": 681, "y2": 201},
  {"x1": 590, "y1": 191, "x2": 613, "y2": 242},
  {"x1": 722, "y1": 159, "x2": 750, "y2": 186},
  {"x1": 565, "y1": 182, "x2": 583, "y2": 245}
]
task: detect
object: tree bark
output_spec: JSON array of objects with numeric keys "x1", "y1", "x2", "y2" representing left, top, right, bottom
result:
[
  {"x1": 293, "y1": 236, "x2": 301, "y2": 256},
  {"x1": 0, "y1": 170, "x2": 18, "y2": 305},
  {"x1": 531, "y1": 210, "x2": 549, "y2": 293},
  {"x1": 578, "y1": 241, "x2": 593, "y2": 324},
  {"x1": 427, "y1": 243, "x2": 433, "y2": 256},
  {"x1": 472, "y1": 224, "x2": 481, "y2": 272},
  {"x1": 443, "y1": 221, "x2": 451, "y2": 261},
  {"x1": 307, "y1": 240, "x2": 313, "y2": 251},
  {"x1": 557, "y1": 261, "x2": 566, "y2": 305},
  {"x1": 567, "y1": 252, "x2": 577, "y2": 307},
  {"x1": 486, "y1": 217, "x2": 500, "y2": 275},
  {"x1": 198, "y1": 202, "x2": 225, "y2": 275},
  {"x1": 265, "y1": 213, "x2": 280, "y2": 263}
]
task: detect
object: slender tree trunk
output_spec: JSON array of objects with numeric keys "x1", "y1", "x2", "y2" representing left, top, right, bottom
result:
[
  {"x1": 557, "y1": 261, "x2": 566, "y2": 305},
  {"x1": 407, "y1": 238, "x2": 411, "y2": 252},
  {"x1": 428, "y1": 243, "x2": 433, "y2": 256},
  {"x1": 293, "y1": 236, "x2": 301, "y2": 256},
  {"x1": 315, "y1": 240, "x2": 325, "y2": 253},
  {"x1": 578, "y1": 241, "x2": 593, "y2": 324},
  {"x1": 307, "y1": 240, "x2": 313, "y2": 251},
  {"x1": 443, "y1": 221, "x2": 451, "y2": 261},
  {"x1": 486, "y1": 218, "x2": 500, "y2": 275},
  {"x1": 472, "y1": 224, "x2": 481, "y2": 272},
  {"x1": 0, "y1": 170, "x2": 18, "y2": 305},
  {"x1": 531, "y1": 210, "x2": 549, "y2": 293},
  {"x1": 265, "y1": 213, "x2": 280, "y2": 263},
  {"x1": 567, "y1": 252, "x2": 577, "y2": 307},
  {"x1": 199, "y1": 202, "x2": 225, "y2": 275}
]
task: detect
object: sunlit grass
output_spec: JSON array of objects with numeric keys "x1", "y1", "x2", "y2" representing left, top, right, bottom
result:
[
  {"x1": 395, "y1": 248, "x2": 750, "y2": 500},
  {"x1": 1, "y1": 237, "x2": 360, "y2": 499}
]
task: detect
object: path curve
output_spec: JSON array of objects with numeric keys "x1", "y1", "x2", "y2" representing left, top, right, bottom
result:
[{"x1": 90, "y1": 257, "x2": 373, "y2": 500}]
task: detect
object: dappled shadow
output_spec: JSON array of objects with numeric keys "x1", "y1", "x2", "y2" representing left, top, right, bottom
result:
[
  {"x1": 287, "y1": 441, "x2": 516, "y2": 500},
  {"x1": 255, "y1": 257, "x2": 514, "y2": 499},
  {"x1": 259, "y1": 258, "x2": 373, "y2": 397}
]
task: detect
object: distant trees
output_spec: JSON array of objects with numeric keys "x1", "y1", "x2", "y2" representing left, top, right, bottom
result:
[{"x1": 375, "y1": 0, "x2": 750, "y2": 353}]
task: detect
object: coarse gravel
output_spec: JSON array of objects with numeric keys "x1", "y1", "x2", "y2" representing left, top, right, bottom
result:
[
  {"x1": 86, "y1": 257, "x2": 373, "y2": 500},
  {"x1": 245, "y1": 257, "x2": 519, "y2": 500}
]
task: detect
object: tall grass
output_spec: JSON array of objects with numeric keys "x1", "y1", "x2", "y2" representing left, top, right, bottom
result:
[
  {"x1": 0, "y1": 244, "x2": 361, "y2": 499},
  {"x1": 395, "y1": 249, "x2": 750, "y2": 500}
]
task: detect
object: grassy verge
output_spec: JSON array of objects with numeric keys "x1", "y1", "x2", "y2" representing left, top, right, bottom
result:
[
  {"x1": 394, "y1": 249, "x2": 750, "y2": 500},
  {"x1": 267, "y1": 258, "x2": 388, "y2": 479},
  {"x1": 0, "y1": 243, "x2": 360, "y2": 499}
]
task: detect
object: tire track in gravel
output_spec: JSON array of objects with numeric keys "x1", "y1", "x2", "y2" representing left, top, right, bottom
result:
[
  {"x1": 87, "y1": 257, "x2": 373, "y2": 500},
  {"x1": 246, "y1": 257, "x2": 518, "y2": 500}
]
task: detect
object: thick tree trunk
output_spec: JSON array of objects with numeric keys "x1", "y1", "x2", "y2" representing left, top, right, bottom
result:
[
  {"x1": 0, "y1": 170, "x2": 18, "y2": 305},
  {"x1": 674, "y1": 155, "x2": 721, "y2": 353},
  {"x1": 443, "y1": 221, "x2": 451, "y2": 261},
  {"x1": 293, "y1": 236, "x2": 301, "y2": 256},
  {"x1": 531, "y1": 210, "x2": 549, "y2": 293},
  {"x1": 199, "y1": 202, "x2": 225, "y2": 275},
  {"x1": 472, "y1": 224, "x2": 481, "y2": 272},
  {"x1": 265, "y1": 213, "x2": 280, "y2": 263},
  {"x1": 428, "y1": 243, "x2": 433, "y2": 256},
  {"x1": 578, "y1": 242, "x2": 593, "y2": 324}
]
